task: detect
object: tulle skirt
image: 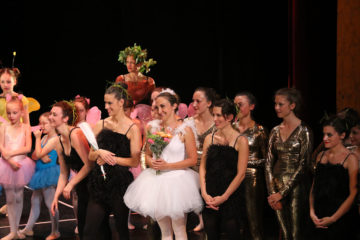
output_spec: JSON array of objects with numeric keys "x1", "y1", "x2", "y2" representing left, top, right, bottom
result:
[
  {"x1": 28, "y1": 165, "x2": 60, "y2": 190},
  {"x1": 124, "y1": 168, "x2": 203, "y2": 220},
  {"x1": 0, "y1": 156, "x2": 35, "y2": 188}
]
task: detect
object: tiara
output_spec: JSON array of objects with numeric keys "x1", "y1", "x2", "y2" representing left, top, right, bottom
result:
[{"x1": 160, "y1": 88, "x2": 176, "y2": 96}]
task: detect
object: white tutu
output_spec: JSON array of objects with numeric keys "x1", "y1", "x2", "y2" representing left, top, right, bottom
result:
[
  {"x1": 124, "y1": 168, "x2": 203, "y2": 220},
  {"x1": 124, "y1": 119, "x2": 203, "y2": 220}
]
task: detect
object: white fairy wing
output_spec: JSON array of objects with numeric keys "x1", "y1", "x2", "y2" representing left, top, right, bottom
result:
[{"x1": 78, "y1": 122, "x2": 99, "y2": 150}]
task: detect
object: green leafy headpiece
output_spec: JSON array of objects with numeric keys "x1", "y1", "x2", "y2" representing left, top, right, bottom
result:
[{"x1": 118, "y1": 43, "x2": 157, "y2": 73}]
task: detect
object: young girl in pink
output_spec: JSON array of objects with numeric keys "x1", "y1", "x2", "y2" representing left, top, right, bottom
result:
[{"x1": 0, "y1": 96, "x2": 35, "y2": 240}]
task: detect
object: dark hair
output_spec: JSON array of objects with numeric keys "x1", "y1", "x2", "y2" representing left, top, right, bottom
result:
[
  {"x1": 105, "y1": 82, "x2": 129, "y2": 104},
  {"x1": 275, "y1": 88, "x2": 302, "y2": 115},
  {"x1": 53, "y1": 101, "x2": 77, "y2": 126},
  {"x1": 74, "y1": 96, "x2": 90, "y2": 111},
  {"x1": 235, "y1": 91, "x2": 257, "y2": 106},
  {"x1": 194, "y1": 87, "x2": 219, "y2": 109},
  {"x1": 213, "y1": 98, "x2": 237, "y2": 122},
  {"x1": 156, "y1": 91, "x2": 180, "y2": 112},
  {"x1": 323, "y1": 115, "x2": 349, "y2": 138},
  {"x1": 337, "y1": 107, "x2": 359, "y2": 130}
]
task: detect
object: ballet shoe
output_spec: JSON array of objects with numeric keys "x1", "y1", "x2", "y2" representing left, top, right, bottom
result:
[
  {"x1": 74, "y1": 226, "x2": 78, "y2": 234},
  {"x1": 45, "y1": 232, "x2": 61, "y2": 240},
  {"x1": 19, "y1": 228, "x2": 34, "y2": 236},
  {"x1": 142, "y1": 224, "x2": 148, "y2": 230},
  {"x1": 128, "y1": 223, "x2": 135, "y2": 230},
  {"x1": 0, "y1": 231, "x2": 25, "y2": 240},
  {"x1": 193, "y1": 223, "x2": 204, "y2": 232},
  {"x1": 0, "y1": 205, "x2": 7, "y2": 216}
]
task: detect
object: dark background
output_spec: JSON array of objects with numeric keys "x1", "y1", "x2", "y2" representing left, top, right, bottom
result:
[{"x1": 1, "y1": 0, "x2": 337, "y2": 147}]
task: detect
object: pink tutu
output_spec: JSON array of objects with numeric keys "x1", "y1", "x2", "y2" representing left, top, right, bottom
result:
[
  {"x1": 129, "y1": 164, "x2": 142, "y2": 179},
  {"x1": 0, "y1": 155, "x2": 35, "y2": 188}
]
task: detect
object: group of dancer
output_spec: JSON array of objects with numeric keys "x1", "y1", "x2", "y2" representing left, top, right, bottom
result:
[{"x1": 0, "y1": 44, "x2": 359, "y2": 240}]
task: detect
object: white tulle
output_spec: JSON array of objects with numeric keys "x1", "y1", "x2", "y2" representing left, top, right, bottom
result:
[{"x1": 124, "y1": 120, "x2": 203, "y2": 220}]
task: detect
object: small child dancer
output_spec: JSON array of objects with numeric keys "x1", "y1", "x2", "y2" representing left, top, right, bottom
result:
[
  {"x1": 0, "y1": 96, "x2": 35, "y2": 240},
  {"x1": 20, "y1": 112, "x2": 60, "y2": 239}
]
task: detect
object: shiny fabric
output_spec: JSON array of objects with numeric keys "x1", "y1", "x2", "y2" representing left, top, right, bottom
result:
[
  {"x1": 265, "y1": 121, "x2": 313, "y2": 240},
  {"x1": 238, "y1": 123, "x2": 268, "y2": 240},
  {"x1": 191, "y1": 117, "x2": 215, "y2": 172}
]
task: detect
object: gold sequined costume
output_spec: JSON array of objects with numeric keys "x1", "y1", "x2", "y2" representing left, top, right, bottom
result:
[
  {"x1": 235, "y1": 123, "x2": 268, "y2": 240},
  {"x1": 265, "y1": 122, "x2": 313, "y2": 240}
]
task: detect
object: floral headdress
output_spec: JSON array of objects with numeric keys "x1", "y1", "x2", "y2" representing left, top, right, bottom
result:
[
  {"x1": 106, "y1": 81, "x2": 131, "y2": 101},
  {"x1": 53, "y1": 100, "x2": 78, "y2": 126},
  {"x1": 118, "y1": 43, "x2": 157, "y2": 73}
]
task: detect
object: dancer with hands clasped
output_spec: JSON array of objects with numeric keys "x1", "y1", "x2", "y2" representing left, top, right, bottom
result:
[{"x1": 0, "y1": 96, "x2": 35, "y2": 240}]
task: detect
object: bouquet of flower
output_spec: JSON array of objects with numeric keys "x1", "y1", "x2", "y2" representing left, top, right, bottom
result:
[{"x1": 147, "y1": 130, "x2": 172, "y2": 175}]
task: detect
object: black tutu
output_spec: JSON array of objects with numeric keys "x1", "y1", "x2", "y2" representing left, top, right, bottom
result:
[{"x1": 88, "y1": 129, "x2": 134, "y2": 207}]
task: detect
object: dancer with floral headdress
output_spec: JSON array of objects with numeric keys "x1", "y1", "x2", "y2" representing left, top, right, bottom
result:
[
  {"x1": 116, "y1": 43, "x2": 157, "y2": 105},
  {"x1": 32, "y1": 101, "x2": 93, "y2": 239},
  {"x1": 124, "y1": 88, "x2": 203, "y2": 240},
  {"x1": 83, "y1": 82, "x2": 141, "y2": 240}
]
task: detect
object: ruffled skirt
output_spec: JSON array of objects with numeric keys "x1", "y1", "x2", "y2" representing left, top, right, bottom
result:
[
  {"x1": 0, "y1": 156, "x2": 35, "y2": 188},
  {"x1": 124, "y1": 168, "x2": 203, "y2": 220},
  {"x1": 28, "y1": 165, "x2": 60, "y2": 190}
]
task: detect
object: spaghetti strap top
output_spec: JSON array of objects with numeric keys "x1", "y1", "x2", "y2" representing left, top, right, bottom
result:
[
  {"x1": 318, "y1": 151, "x2": 352, "y2": 166},
  {"x1": 102, "y1": 119, "x2": 135, "y2": 137},
  {"x1": 211, "y1": 131, "x2": 242, "y2": 148},
  {"x1": 59, "y1": 127, "x2": 84, "y2": 172}
]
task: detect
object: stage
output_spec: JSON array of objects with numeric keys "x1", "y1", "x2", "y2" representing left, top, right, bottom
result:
[{"x1": 0, "y1": 187, "x2": 280, "y2": 240}]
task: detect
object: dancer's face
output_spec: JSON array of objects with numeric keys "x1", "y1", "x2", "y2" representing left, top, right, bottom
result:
[
  {"x1": 49, "y1": 106, "x2": 69, "y2": 128},
  {"x1": 234, "y1": 95, "x2": 254, "y2": 120},
  {"x1": 39, "y1": 116, "x2": 52, "y2": 134},
  {"x1": 213, "y1": 106, "x2": 231, "y2": 130},
  {"x1": 104, "y1": 93, "x2": 122, "y2": 117},
  {"x1": 6, "y1": 102, "x2": 22, "y2": 125},
  {"x1": 192, "y1": 90, "x2": 211, "y2": 115},
  {"x1": 0, "y1": 73, "x2": 16, "y2": 94},
  {"x1": 274, "y1": 95, "x2": 295, "y2": 119},
  {"x1": 350, "y1": 126, "x2": 360, "y2": 147},
  {"x1": 126, "y1": 55, "x2": 141, "y2": 73},
  {"x1": 323, "y1": 125, "x2": 345, "y2": 149},
  {"x1": 75, "y1": 101, "x2": 87, "y2": 123},
  {"x1": 156, "y1": 96, "x2": 176, "y2": 122}
]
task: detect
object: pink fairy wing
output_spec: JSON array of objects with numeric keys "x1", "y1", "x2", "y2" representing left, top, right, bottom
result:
[
  {"x1": 31, "y1": 125, "x2": 41, "y2": 132},
  {"x1": 86, "y1": 106, "x2": 102, "y2": 125},
  {"x1": 177, "y1": 103, "x2": 188, "y2": 119},
  {"x1": 187, "y1": 102, "x2": 195, "y2": 117},
  {"x1": 134, "y1": 104, "x2": 152, "y2": 124}
]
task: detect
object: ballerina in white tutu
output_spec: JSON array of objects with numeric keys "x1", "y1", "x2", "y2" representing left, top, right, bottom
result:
[{"x1": 124, "y1": 88, "x2": 203, "y2": 240}]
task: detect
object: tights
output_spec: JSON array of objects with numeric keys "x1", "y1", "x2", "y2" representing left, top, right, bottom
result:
[
  {"x1": 4, "y1": 187, "x2": 24, "y2": 234},
  {"x1": 23, "y1": 186, "x2": 59, "y2": 233},
  {"x1": 157, "y1": 216, "x2": 188, "y2": 240},
  {"x1": 203, "y1": 209, "x2": 240, "y2": 240},
  {"x1": 83, "y1": 197, "x2": 128, "y2": 240}
]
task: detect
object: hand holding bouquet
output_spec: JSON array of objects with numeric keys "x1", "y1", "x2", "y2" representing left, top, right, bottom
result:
[{"x1": 147, "y1": 130, "x2": 172, "y2": 174}]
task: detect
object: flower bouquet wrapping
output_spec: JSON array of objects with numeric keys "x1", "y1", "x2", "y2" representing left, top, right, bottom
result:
[{"x1": 147, "y1": 130, "x2": 172, "y2": 175}]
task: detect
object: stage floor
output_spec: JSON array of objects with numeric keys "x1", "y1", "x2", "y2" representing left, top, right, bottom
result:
[{"x1": 0, "y1": 187, "x2": 280, "y2": 240}]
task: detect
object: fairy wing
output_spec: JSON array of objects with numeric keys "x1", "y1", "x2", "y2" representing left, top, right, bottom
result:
[
  {"x1": 27, "y1": 97, "x2": 41, "y2": 113},
  {"x1": 187, "y1": 102, "x2": 195, "y2": 117},
  {"x1": 86, "y1": 106, "x2": 102, "y2": 125},
  {"x1": 78, "y1": 122, "x2": 99, "y2": 150},
  {"x1": 177, "y1": 103, "x2": 188, "y2": 120}
]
